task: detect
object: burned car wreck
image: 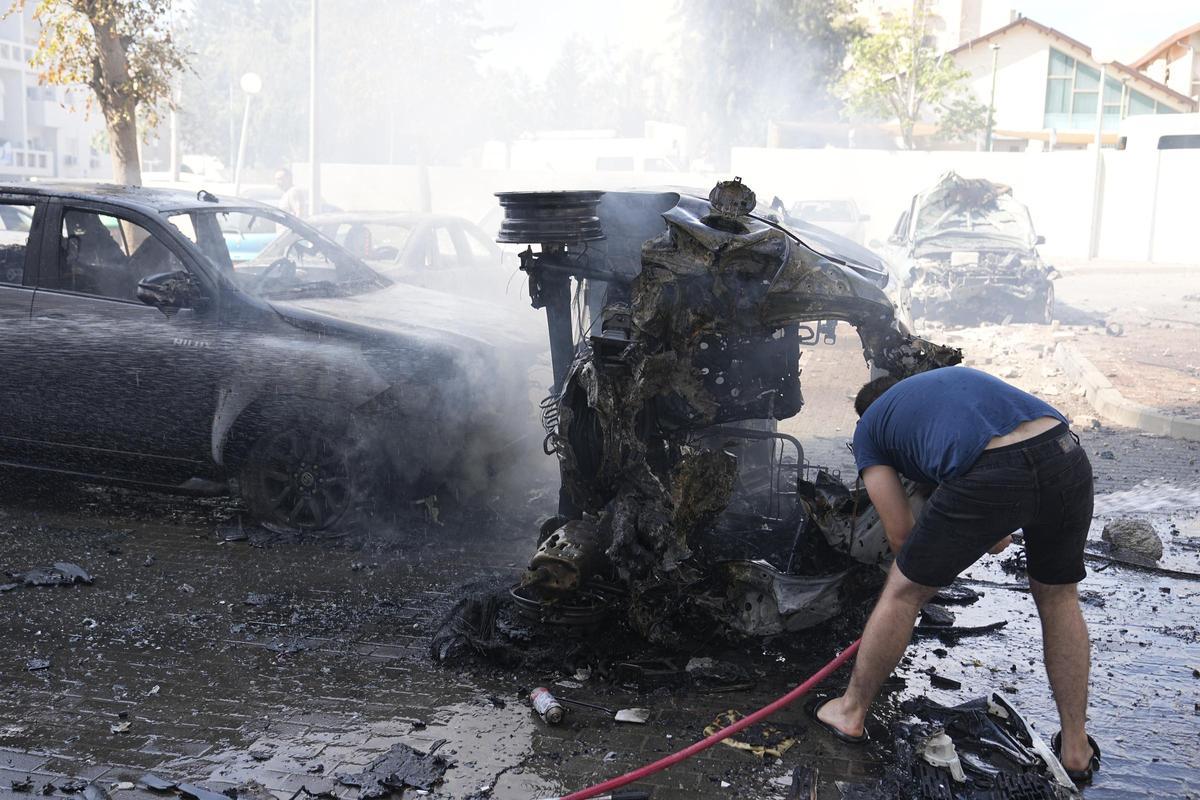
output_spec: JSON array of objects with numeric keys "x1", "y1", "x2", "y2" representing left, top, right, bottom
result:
[
  {"x1": 886, "y1": 171, "x2": 1057, "y2": 325},
  {"x1": 0, "y1": 183, "x2": 539, "y2": 532},
  {"x1": 438, "y1": 179, "x2": 961, "y2": 650}
]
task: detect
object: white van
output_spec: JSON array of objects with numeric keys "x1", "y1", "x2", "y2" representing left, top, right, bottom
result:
[{"x1": 1117, "y1": 112, "x2": 1200, "y2": 151}]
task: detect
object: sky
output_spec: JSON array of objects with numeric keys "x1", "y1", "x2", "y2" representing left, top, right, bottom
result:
[
  {"x1": 1017, "y1": 0, "x2": 1199, "y2": 62},
  {"x1": 476, "y1": 0, "x2": 1199, "y2": 77}
]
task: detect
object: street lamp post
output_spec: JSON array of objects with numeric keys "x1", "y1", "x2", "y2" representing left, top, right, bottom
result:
[
  {"x1": 309, "y1": 0, "x2": 320, "y2": 217},
  {"x1": 1088, "y1": 59, "x2": 1110, "y2": 260},
  {"x1": 984, "y1": 44, "x2": 1000, "y2": 151},
  {"x1": 233, "y1": 72, "x2": 262, "y2": 196}
]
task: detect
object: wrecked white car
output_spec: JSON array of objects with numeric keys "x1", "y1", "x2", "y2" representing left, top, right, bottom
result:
[
  {"x1": 448, "y1": 179, "x2": 962, "y2": 645},
  {"x1": 883, "y1": 172, "x2": 1057, "y2": 325}
]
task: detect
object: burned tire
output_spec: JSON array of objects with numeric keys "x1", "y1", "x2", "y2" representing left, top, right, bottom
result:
[
  {"x1": 1030, "y1": 283, "x2": 1055, "y2": 324},
  {"x1": 240, "y1": 419, "x2": 360, "y2": 531}
]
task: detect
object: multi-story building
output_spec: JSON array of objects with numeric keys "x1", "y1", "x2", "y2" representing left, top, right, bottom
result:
[{"x1": 0, "y1": 5, "x2": 109, "y2": 181}]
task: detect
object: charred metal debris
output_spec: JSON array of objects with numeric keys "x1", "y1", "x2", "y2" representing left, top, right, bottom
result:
[{"x1": 443, "y1": 178, "x2": 961, "y2": 648}]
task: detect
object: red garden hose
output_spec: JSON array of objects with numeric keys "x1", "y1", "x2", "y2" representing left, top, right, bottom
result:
[{"x1": 555, "y1": 638, "x2": 862, "y2": 800}]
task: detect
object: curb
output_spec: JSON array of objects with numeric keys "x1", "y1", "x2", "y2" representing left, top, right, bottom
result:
[{"x1": 1054, "y1": 342, "x2": 1200, "y2": 442}]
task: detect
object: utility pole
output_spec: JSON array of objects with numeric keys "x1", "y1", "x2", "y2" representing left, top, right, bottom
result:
[
  {"x1": 169, "y1": 104, "x2": 179, "y2": 182},
  {"x1": 233, "y1": 73, "x2": 261, "y2": 196},
  {"x1": 308, "y1": 0, "x2": 320, "y2": 217},
  {"x1": 984, "y1": 44, "x2": 1000, "y2": 151},
  {"x1": 1087, "y1": 61, "x2": 1108, "y2": 260}
]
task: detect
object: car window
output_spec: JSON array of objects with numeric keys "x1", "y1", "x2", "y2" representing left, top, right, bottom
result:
[
  {"x1": 167, "y1": 208, "x2": 388, "y2": 300},
  {"x1": 0, "y1": 202, "x2": 36, "y2": 285},
  {"x1": 426, "y1": 226, "x2": 457, "y2": 269},
  {"x1": 464, "y1": 227, "x2": 495, "y2": 260},
  {"x1": 51, "y1": 209, "x2": 184, "y2": 301}
]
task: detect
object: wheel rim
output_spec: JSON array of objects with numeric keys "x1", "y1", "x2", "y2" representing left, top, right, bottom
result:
[{"x1": 254, "y1": 427, "x2": 352, "y2": 530}]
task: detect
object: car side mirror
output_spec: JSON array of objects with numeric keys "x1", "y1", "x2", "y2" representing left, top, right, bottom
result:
[
  {"x1": 137, "y1": 270, "x2": 204, "y2": 316},
  {"x1": 1036, "y1": 234, "x2": 1046, "y2": 245}
]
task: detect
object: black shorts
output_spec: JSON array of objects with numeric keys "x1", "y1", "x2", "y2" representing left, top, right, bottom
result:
[{"x1": 896, "y1": 424, "x2": 1094, "y2": 588}]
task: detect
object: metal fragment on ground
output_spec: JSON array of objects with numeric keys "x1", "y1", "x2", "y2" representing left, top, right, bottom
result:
[
  {"x1": 336, "y1": 743, "x2": 452, "y2": 797},
  {"x1": 138, "y1": 774, "x2": 177, "y2": 792},
  {"x1": 177, "y1": 783, "x2": 231, "y2": 800},
  {"x1": 9, "y1": 562, "x2": 94, "y2": 587}
]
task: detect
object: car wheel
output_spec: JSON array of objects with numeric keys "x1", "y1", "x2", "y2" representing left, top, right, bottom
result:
[
  {"x1": 1035, "y1": 283, "x2": 1055, "y2": 324},
  {"x1": 240, "y1": 420, "x2": 357, "y2": 531}
]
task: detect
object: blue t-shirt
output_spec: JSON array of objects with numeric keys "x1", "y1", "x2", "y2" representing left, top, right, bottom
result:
[{"x1": 852, "y1": 367, "x2": 1067, "y2": 485}]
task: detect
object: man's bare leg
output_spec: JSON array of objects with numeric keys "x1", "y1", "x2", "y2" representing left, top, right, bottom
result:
[
  {"x1": 1030, "y1": 578, "x2": 1094, "y2": 771},
  {"x1": 817, "y1": 564, "x2": 938, "y2": 737}
]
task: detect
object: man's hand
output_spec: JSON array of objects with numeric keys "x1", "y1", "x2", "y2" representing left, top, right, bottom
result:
[
  {"x1": 988, "y1": 535, "x2": 1013, "y2": 555},
  {"x1": 861, "y1": 465, "x2": 915, "y2": 555}
]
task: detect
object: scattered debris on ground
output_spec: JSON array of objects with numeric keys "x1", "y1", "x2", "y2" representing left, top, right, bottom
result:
[
  {"x1": 336, "y1": 743, "x2": 452, "y2": 797},
  {"x1": 4, "y1": 561, "x2": 93, "y2": 588}
]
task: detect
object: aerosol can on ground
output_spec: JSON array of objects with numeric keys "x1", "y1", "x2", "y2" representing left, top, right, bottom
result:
[{"x1": 530, "y1": 687, "x2": 565, "y2": 724}]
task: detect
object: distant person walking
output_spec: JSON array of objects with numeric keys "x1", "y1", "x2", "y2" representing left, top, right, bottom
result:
[
  {"x1": 275, "y1": 167, "x2": 308, "y2": 217},
  {"x1": 808, "y1": 366, "x2": 1101, "y2": 786}
]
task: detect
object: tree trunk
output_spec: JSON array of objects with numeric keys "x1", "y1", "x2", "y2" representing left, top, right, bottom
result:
[
  {"x1": 89, "y1": 13, "x2": 142, "y2": 185},
  {"x1": 105, "y1": 102, "x2": 141, "y2": 186}
]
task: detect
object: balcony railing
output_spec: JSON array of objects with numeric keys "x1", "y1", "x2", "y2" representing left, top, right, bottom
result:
[
  {"x1": 0, "y1": 147, "x2": 53, "y2": 176},
  {"x1": 0, "y1": 39, "x2": 36, "y2": 69}
]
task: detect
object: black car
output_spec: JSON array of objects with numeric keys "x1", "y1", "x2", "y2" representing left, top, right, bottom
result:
[{"x1": 0, "y1": 183, "x2": 539, "y2": 530}]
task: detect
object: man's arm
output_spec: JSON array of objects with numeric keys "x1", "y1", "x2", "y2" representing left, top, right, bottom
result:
[{"x1": 861, "y1": 464, "x2": 916, "y2": 555}]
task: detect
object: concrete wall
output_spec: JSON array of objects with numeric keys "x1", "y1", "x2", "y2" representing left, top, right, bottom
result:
[
  {"x1": 729, "y1": 146, "x2": 1200, "y2": 264},
  {"x1": 296, "y1": 146, "x2": 1199, "y2": 266},
  {"x1": 292, "y1": 162, "x2": 719, "y2": 226}
]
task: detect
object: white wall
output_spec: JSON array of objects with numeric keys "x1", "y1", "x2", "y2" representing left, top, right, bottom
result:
[
  {"x1": 294, "y1": 147, "x2": 1198, "y2": 266},
  {"x1": 293, "y1": 162, "x2": 719, "y2": 225},
  {"x1": 729, "y1": 146, "x2": 1200, "y2": 264}
]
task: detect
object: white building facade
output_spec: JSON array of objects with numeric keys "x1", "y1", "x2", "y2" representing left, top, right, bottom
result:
[
  {"x1": 1132, "y1": 23, "x2": 1200, "y2": 103},
  {"x1": 0, "y1": 6, "x2": 109, "y2": 181},
  {"x1": 950, "y1": 17, "x2": 1196, "y2": 149}
]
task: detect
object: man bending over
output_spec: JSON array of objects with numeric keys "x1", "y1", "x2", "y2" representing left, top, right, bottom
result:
[{"x1": 809, "y1": 366, "x2": 1100, "y2": 786}]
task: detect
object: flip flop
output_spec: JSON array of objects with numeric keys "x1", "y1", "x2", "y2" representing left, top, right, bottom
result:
[
  {"x1": 805, "y1": 697, "x2": 869, "y2": 744},
  {"x1": 1051, "y1": 730, "x2": 1101, "y2": 786}
]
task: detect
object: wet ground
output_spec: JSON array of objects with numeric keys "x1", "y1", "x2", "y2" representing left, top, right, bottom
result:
[
  {"x1": 1, "y1": 415, "x2": 1198, "y2": 799},
  {"x1": 3, "y1": 277, "x2": 1200, "y2": 798}
]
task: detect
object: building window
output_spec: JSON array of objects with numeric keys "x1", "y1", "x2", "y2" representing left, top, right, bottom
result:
[
  {"x1": 1043, "y1": 47, "x2": 1172, "y2": 130},
  {"x1": 1128, "y1": 90, "x2": 1156, "y2": 115}
]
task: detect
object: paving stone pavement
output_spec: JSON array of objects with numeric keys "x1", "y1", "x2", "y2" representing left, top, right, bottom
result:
[{"x1": 0, "y1": 319, "x2": 1198, "y2": 800}]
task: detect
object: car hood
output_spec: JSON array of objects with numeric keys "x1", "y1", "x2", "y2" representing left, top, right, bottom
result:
[
  {"x1": 268, "y1": 282, "x2": 543, "y2": 353},
  {"x1": 913, "y1": 232, "x2": 1036, "y2": 259},
  {"x1": 784, "y1": 216, "x2": 890, "y2": 284}
]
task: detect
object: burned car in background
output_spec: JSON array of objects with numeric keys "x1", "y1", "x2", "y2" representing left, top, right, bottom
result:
[
  {"x1": 473, "y1": 179, "x2": 961, "y2": 645},
  {"x1": 883, "y1": 172, "x2": 1057, "y2": 325},
  {"x1": 0, "y1": 184, "x2": 539, "y2": 531},
  {"x1": 264, "y1": 212, "x2": 519, "y2": 302}
]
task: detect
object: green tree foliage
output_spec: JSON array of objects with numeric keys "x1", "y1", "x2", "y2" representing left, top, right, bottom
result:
[
  {"x1": 839, "y1": 5, "x2": 986, "y2": 149},
  {"x1": 674, "y1": 0, "x2": 861, "y2": 165},
  {"x1": 10, "y1": 0, "x2": 189, "y2": 184}
]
